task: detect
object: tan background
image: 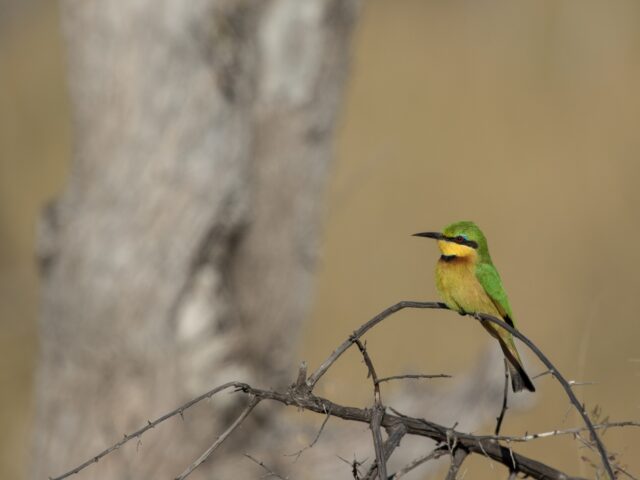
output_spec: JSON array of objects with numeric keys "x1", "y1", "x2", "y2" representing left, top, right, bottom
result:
[{"x1": 1, "y1": 1, "x2": 639, "y2": 478}]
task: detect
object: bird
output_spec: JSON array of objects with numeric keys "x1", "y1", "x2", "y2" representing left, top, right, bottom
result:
[{"x1": 414, "y1": 221, "x2": 535, "y2": 392}]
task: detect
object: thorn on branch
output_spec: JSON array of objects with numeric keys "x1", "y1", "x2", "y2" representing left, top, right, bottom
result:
[
  {"x1": 354, "y1": 339, "x2": 382, "y2": 406},
  {"x1": 337, "y1": 454, "x2": 366, "y2": 480},
  {"x1": 245, "y1": 453, "x2": 288, "y2": 480},
  {"x1": 50, "y1": 301, "x2": 629, "y2": 480}
]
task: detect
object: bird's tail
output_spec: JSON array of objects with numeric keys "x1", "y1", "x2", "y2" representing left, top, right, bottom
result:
[
  {"x1": 506, "y1": 358, "x2": 536, "y2": 393},
  {"x1": 481, "y1": 320, "x2": 536, "y2": 393}
]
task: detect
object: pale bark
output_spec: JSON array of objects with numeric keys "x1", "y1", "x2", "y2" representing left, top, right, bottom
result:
[{"x1": 32, "y1": 1, "x2": 360, "y2": 478}]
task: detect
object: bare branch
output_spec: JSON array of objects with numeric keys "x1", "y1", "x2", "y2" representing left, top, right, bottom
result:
[
  {"x1": 376, "y1": 373, "x2": 451, "y2": 383},
  {"x1": 369, "y1": 407, "x2": 387, "y2": 480},
  {"x1": 48, "y1": 381, "x2": 246, "y2": 480},
  {"x1": 363, "y1": 424, "x2": 408, "y2": 480},
  {"x1": 495, "y1": 359, "x2": 510, "y2": 435},
  {"x1": 236, "y1": 384, "x2": 585, "y2": 480},
  {"x1": 472, "y1": 311, "x2": 615, "y2": 479},
  {"x1": 51, "y1": 302, "x2": 632, "y2": 480},
  {"x1": 445, "y1": 448, "x2": 469, "y2": 480},
  {"x1": 306, "y1": 301, "x2": 446, "y2": 388},
  {"x1": 306, "y1": 300, "x2": 614, "y2": 479},
  {"x1": 615, "y1": 464, "x2": 640, "y2": 480},
  {"x1": 355, "y1": 339, "x2": 382, "y2": 405},
  {"x1": 487, "y1": 421, "x2": 640, "y2": 443},
  {"x1": 175, "y1": 396, "x2": 260, "y2": 480},
  {"x1": 393, "y1": 446, "x2": 448, "y2": 479},
  {"x1": 354, "y1": 339, "x2": 386, "y2": 480},
  {"x1": 52, "y1": 373, "x2": 596, "y2": 480},
  {"x1": 284, "y1": 405, "x2": 331, "y2": 462},
  {"x1": 245, "y1": 453, "x2": 288, "y2": 480}
]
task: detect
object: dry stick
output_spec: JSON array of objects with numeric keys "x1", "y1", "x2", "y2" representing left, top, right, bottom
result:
[
  {"x1": 284, "y1": 405, "x2": 331, "y2": 462},
  {"x1": 354, "y1": 339, "x2": 387, "y2": 480},
  {"x1": 616, "y1": 464, "x2": 640, "y2": 480},
  {"x1": 354, "y1": 342, "x2": 411, "y2": 480},
  {"x1": 355, "y1": 339, "x2": 382, "y2": 404},
  {"x1": 363, "y1": 424, "x2": 408, "y2": 480},
  {"x1": 382, "y1": 424, "x2": 408, "y2": 459},
  {"x1": 480, "y1": 421, "x2": 640, "y2": 443},
  {"x1": 50, "y1": 375, "x2": 589, "y2": 480},
  {"x1": 369, "y1": 408, "x2": 387, "y2": 480},
  {"x1": 306, "y1": 301, "x2": 614, "y2": 480},
  {"x1": 238, "y1": 385, "x2": 583, "y2": 480},
  {"x1": 306, "y1": 301, "x2": 445, "y2": 388},
  {"x1": 377, "y1": 373, "x2": 451, "y2": 383},
  {"x1": 49, "y1": 381, "x2": 247, "y2": 480},
  {"x1": 51, "y1": 302, "x2": 625, "y2": 480},
  {"x1": 174, "y1": 396, "x2": 260, "y2": 480},
  {"x1": 393, "y1": 446, "x2": 448, "y2": 479},
  {"x1": 472, "y1": 311, "x2": 615, "y2": 480},
  {"x1": 445, "y1": 448, "x2": 469, "y2": 480},
  {"x1": 245, "y1": 453, "x2": 288, "y2": 480},
  {"x1": 495, "y1": 359, "x2": 510, "y2": 436}
]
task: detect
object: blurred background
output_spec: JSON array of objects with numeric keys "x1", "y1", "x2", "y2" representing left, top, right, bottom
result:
[{"x1": 1, "y1": 0, "x2": 639, "y2": 479}]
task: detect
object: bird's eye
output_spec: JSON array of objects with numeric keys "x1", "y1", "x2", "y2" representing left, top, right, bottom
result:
[{"x1": 456, "y1": 236, "x2": 465, "y2": 243}]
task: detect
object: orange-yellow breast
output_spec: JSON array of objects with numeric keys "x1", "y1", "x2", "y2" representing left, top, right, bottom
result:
[{"x1": 435, "y1": 256, "x2": 501, "y2": 318}]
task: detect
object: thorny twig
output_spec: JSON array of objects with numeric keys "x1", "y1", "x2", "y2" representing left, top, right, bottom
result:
[
  {"x1": 483, "y1": 421, "x2": 640, "y2": 443},
  {"x1": 50, "y1": 302, "x2": 635, "y2": 480},
  {"x1": 306, "y1": 301, "x2": 445, "y2": 388},
  {"x1": 354, "y1": 339, "x2": 387, "y2": 480},
  {"x1": 48, "y1": 381, "x2": 246, "y2": 480},
  {"x1": 305, "y1": 301, "x2": 615, "y2": 479},
  {"x1": 245, "y1": 453, "x2": 288, "y2": 479},
  {"x1": 175, "y1": 396, "x2": 260, "y2": 480},
  {"x1": 392, "y1": 446, "x2": 448, "y2": 479},
  {"x1": 50, "y1": 374, "x2": 589, "y2": 480},
  {"x1": 376, "y1": 373, "x2": 451, "y2": 383},
  {"x1": 472, "y1": 311, "x2": 616, "y2": 479}
]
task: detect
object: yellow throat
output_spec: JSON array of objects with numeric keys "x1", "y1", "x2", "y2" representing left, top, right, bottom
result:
[{"x1": 437, "y1": 240, "x2": 477, "y2": 259}]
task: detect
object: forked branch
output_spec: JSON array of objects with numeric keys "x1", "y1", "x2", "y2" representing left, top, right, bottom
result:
[{"x1": 50, "y1": 301, "x2": 633, "y2": 480}]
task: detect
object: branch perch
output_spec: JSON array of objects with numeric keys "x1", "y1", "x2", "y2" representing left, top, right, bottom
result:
[
  {"x1": 50, "y1": 301, "x2": 632, "y2": 480},
  {"x1": 306, "y1": 301, "x2": 615, "y2": 479}
]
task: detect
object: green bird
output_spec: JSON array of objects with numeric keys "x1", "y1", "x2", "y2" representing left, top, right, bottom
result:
[{"x1": 414, "y1": 221, "x2": 535, "y2": 392}]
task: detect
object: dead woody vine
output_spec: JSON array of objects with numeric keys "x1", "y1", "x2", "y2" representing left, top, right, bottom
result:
[{"x1": 50, "y1": 301, "x2": 637, "y2": 480}]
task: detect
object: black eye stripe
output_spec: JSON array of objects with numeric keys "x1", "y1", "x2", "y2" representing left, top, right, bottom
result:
[{"x1": 445, "y1": 236, "x2": 478, "y2": 249}]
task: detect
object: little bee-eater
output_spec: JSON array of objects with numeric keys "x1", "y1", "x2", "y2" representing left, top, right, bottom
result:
[{"x1": 414, "y1": 221, "x2": 535, "y2": 392}]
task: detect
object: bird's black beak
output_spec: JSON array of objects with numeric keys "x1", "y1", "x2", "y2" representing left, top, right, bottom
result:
[{"x1": 412, "y1": 231, "x2": 445, "y2": 240}]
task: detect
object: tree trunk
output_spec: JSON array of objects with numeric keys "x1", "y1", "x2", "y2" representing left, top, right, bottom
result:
[{"x1": 32, "y1": 1, "x2": 360, "y2": 478}]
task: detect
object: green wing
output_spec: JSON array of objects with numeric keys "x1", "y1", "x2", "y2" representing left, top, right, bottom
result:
[{"x1": 475, "y1": 262, "x2": 515, "y2": 325}]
